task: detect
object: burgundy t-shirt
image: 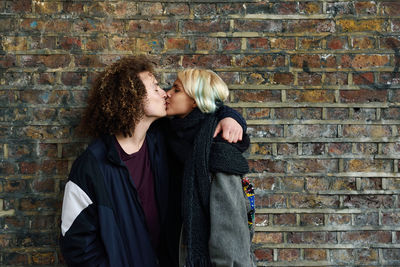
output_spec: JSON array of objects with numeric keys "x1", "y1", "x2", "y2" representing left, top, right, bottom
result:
[{"x1": 114, "y1": 137, "x2": 160, "y2": 251}]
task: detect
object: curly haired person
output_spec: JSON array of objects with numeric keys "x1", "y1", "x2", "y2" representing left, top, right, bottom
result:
[{"x1": 59, "y1": 56, "x2": 246, "y2": 267}]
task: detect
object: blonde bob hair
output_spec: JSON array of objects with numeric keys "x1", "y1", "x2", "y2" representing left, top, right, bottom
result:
[{"x1": 177, "y1": 69, "x2": 229, "y2": 113}]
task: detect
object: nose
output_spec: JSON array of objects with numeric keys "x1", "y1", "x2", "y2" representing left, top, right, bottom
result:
[
  {"x1": 160, "y1": 89, "x2": 167, "y2": 98},
  {"x1": 166, "y1": 89, "x2": 172, "y2": 98}
]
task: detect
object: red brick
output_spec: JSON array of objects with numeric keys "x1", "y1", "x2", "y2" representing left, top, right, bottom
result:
[
  {"x1": 41, "y1": 160, "x2": 68, "y2": 175},
  {"x1": 254, "y1": 248, "x2": 273, "y2": 261},
  {"x1": 5, "y1": 0, "x2": 31, "y2": 12},
  {"x1": 231, "y1": 90, "x2": 281, "y2": 103},
  {"x1": 18, "y1": 126, "x2": 70, "y2": 140},
  {"x1": 327, "y1": 143, "x2": 352, "y2": 155},
  {"x1": 290, "y1": 194, "x2": 339, "y2": 208},
  {"x1": 273, "y1": 72, "x2": 294, "y2": 85},
  {"x1": 59, "y1": 37, "x2": 82, "y2": 50},
  {"x1": 0, "y1": 54, "x2": 16, "y2": 68},
  {"x1": 327, "y1": 37, "x2": 348, "y2": 50},
  {"x1": 392, "y1": 20, "x2": 400, "y2": 32},
  {"x1": 61, "y1": 72, "x2": 83, "y2": 86},
  {"x1": 340, "y1": 89, "x2": 388, "y2": 103},
  {"x1": 63, "y1": 2, "x2": 84, "y2": 14},
  {"x1": 278, "y1": 249, "x2": 299, "y2": 262},
  {"x1": 32, "y1": 108, "x2": 57, "y2": 122},
  {"x1": 353, "y1": 72, "x2": 374, "y2": 85},
  {"x1": 220, "y1": 38, "x2": 241, "y2": 51},
  {"x1": 291, "y1": 55, "x2": 320, "y2": 68},
  {"x1": 325, "y1": 72, "x2": 348, "y2": 85},
  {"x1": 75, "y1": 55, "x2": 106, "y2": 68},
  {"x1": 248, "y1": 38, "x2": 268, "y2": 50},
  {"x1": 4, "y1": 180, "x2": 27, "y2": 193},
  {"x1": 19, "y1": 198, "x2": 60, "y2": 211},
  {"x1": 4, "y1": 216, "x2": 25, "y2": 229},
  {"x1": 29, "y1": 215, "x2": 56, "y2": 230},
  {"x1": 165, "y1": 38, "x2": 190, "y2": 51},
  {"x1": 18, "y1": 162, "x2": 39, "y2": 174}
]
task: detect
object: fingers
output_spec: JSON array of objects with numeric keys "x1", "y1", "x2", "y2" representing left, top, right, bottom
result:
[{"x1": 213, "y1": 123, "x2": 222, "y2": 138}]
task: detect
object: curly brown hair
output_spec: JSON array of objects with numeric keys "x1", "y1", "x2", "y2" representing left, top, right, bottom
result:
[{"x1": 78, "y1": 55, "x2": 154, "y2": 137}]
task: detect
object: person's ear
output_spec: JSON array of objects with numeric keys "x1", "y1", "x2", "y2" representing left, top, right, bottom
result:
[{"x1": 192, "y1": 99, "x2": 197, "y2": 108}]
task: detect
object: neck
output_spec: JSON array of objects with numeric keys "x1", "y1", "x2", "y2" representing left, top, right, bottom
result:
[{"x1": 115, "y1": 118, "x2": 153, "y2": 154}]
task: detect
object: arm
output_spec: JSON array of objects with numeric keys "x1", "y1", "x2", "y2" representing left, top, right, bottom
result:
[
  {"x1": 215, "y1": 105, "x2": 247, "y2": 143},
  {"x1": 209, "y1": 173, "x2": 254, "y2": 267},
  {"x1": 60, "y1": 155, "x2": 109, "y2": 267}
]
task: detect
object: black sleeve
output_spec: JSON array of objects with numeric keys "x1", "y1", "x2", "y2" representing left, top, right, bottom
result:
[
  {"x1": 59, "y1": 152, "x2": 110, "y2": 267},
  {"x1": 216, "y1": 105, "x2": 247, "y2": 132}
]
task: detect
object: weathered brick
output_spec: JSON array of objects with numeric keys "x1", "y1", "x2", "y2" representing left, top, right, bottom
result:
[
  {"x1": 194, "y1": 37, "x2": 217, "y2": 50},
  {"x1": 273, "y1": 214, "x2": 296, "y2": 225},
  {"x1": 250, "y1": 143, "x2": 272, "y2": 155},
  {"x1": 341, "y1": 231, "x2": 391, "y2": 244},
  {"x1": 182, "y1": 55, "x2": 231, "y2": 68},
  {"x1": 275, "y1": 108, "x2": 296, "y2": 119},
  {"x1": 278, "y1": 249, "x2": 300, "y2": 262},
  {"x1": 353, "y1": 108, "x2": 376, "y2": 120},
  {"x1": 354, "y1": 212, "x2": 379, "y2": 225},
  {"x1": 59, "y1": 37, "x2": 82, "y2": 51},
  {"x1": 251, "y1": 177, "x2": 276, "y2": 191},
  {"x1": 287, "y1": 90, "x2": 334, "y2": 102},
  {"x1": 246, "y1": 108, "x2": 270, "y2": 119},
  {"x1": 31, "y1": 252, "x2": 56, "y2": 265},
  {"x1": 382, "y1": 142, "x2": 400, "y2": 155},
  {"x1": 300, "y1": 214, "x2": 324, "y2": 226},
  {"x1": 248, "y1": 159, "x2": 285, "y2": 173},
  {"x1": 288, "y1": 232, "x2": 336, "y2": 244},
  {"x1": 298, "y1": 73, "x2": 323, "y2": 86},
  {"x1": 327, "y1": 214, "x2": 351, "y2": 226},
  {"x1": 331, "y1": 178, "x2": 356, "y2": 190},
  {"x1": 256, "y1": 194, "x2": 286, "y2": 208},
  {"x1": 4, "y1": 180, "x2": 27, "y2": 193},
  {"x1": 29, "y1": 215, "x2": 55, "y2": 230},
  {"x1": 325, "y1": 72, "x2": 348, "y2": 85},
  {"x1": 138, "y1": 2, "x2": 163, "y2": 16},
  {"x1": 352, "y1": 37, "x2": 375, "y2": 49},
  {"x1": 183, "y1": 20, "x2": 229, "y2": 33},
  {"x1": 165, "y1": 3, "x2": 189, "y2": 15},
  {"x1": 272, "y1": 72, "x2": 294, "y2": 85},
  {"x1": 382, "y1": 249, "x2": 400, "y2": 260},
  {"x1": 300, "y1": 38, "x2": 323, "y2": 50},
  {"x1": 284, "y1": 20, "x2": 335, "y2": 33},
  {"x1": 337, "y1": 19, "x2": 385, "y2": 32},
  {"x1": 269, "y1": 38, "x2": 296, "y2": 50},
  {"x1": 219, "y1": 38, "x2": 241, "y2": 51},
  {"x1": 353, "y1": 72, "x2": 374, "y2": 85},
  {"x1": 306, "y1": 177, "x2": 330, "y2": 191},
  {"x1": 344, "y1": 159, "x2": 391, "y2": 172},
  {"x1": 330, "y1": 249, "x2": 355, "y2": 263},
  {"x1": 281, "y1": 177, "x2": 304, "y2": 191},
  {"x1": 291, "y1": 54, "x2": 321, "y2": 68},
  {"x1": 343, "y1": 125, "x2": 391, "y2": 138},
  {"x1": 231, "y1": 90, "x2": 281, "y2": 103},
  {"x1": 287, "y1": 125, "x2": 337, "y2": 138},
  {"x1": 2, "y1": 253, "x2": 28, "y2": 265},
  {"x1": 253, "y1": 232, "x2": 283, "y2": 244},
  {"x1": 289, "y1": 194, "x2": 339, "y2": 208},
  {"x1": 299, "y1": 2, "x2": 322, "y2": 15},
  {"x1": 165, "y1": 38, "x2": 190, "y2": 51},
  {"x1": 235, "y1": 20, "x2": 283, "y2": 33},
  {"x1": 248, "y1": 38, "x2": 268, "y2": 50},
  {"x1": 299, "y1": 108, "x2": 322, "y2": 119},
  {"x1": 343, "y1": 195, "x2": 395, "y2": 208},
  {"x1": 236, "y1": 54, "x2": 285, "y2": 68},
  {"x1": 304, "y1": 248, "x2": 327, "y2": 260},
  {"x1": 193, "y1": 4, "x2": 216, "y2": 18},
  {"x1": 355, "y1": 1, "x2": 377, "y2": 15},
  {"x1": 327, "y1": 2, "x2": 355, "y2": 16},
  {"x1": 381, "y1": 2, "x2": 400, "y2": 16},
  {"x1": 340, "y1": 89, "x2": 388, "y2": 103},
  {"x1": 31, "y1": 178, "x2": 55, "y2": 193},
  {"x1": 302, "y1": 143, "x2": 325, "y2": 155},
  {"x1": 19, "y1": 198, "x2": 60, "y2": 211},
  {"x1": 278, "y1": 143, "x2": 297, "y2": 155},
  {"x1": 63, "y1": 2, "x2": 84, "y2": 14},
  {"x1": 217, "y1": 3, "x2": 244, "y2": 15},
  {"x1": 4, "y1": 216, "x2": 25, "y2": 229}
]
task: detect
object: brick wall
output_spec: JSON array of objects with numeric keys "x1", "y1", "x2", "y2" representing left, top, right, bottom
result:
[{"x1": 1, "y1": 0, "x2": 400, "y2": 266}]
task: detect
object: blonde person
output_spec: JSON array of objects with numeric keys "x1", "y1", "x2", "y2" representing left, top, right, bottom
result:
[{"x1": 165, "y1": 69, "x2": 255, "y2": 267}]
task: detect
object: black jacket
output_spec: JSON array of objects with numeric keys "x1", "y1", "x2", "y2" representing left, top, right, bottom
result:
[{"x1": 60, "y1": 120, "x2": 170, "y2": 267}]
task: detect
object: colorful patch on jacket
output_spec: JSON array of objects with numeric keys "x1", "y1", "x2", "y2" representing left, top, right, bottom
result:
[{"x1": 242, "y1": 177, "x2": 255, "y2": 229}]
